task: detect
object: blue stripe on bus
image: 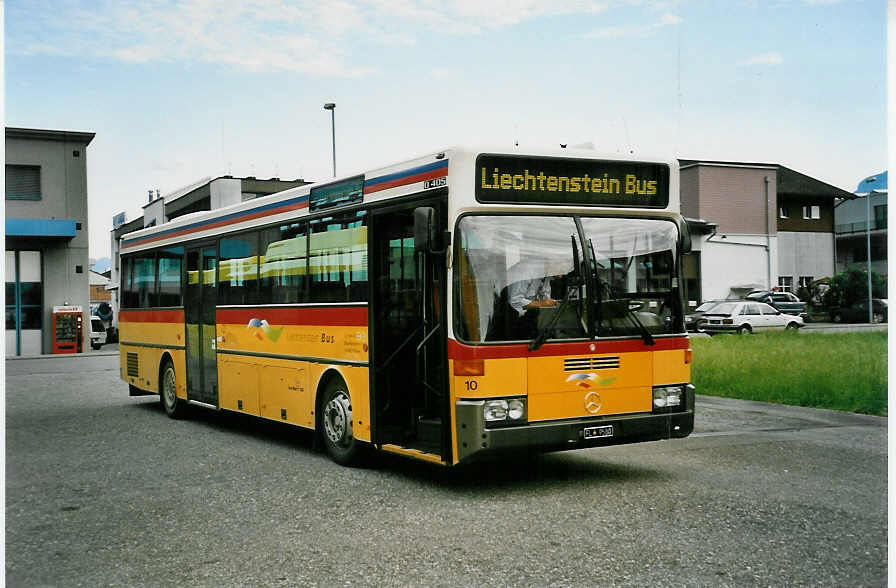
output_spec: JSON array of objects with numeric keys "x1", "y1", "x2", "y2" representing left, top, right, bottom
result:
[
  {"x1": 364, "y1": 159, "x2": 448, "y2": 187},
  {"x1": 122, "y1": 194, "x2": 310, "y2": 244}
]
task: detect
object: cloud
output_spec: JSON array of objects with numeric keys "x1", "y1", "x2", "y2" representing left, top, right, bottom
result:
[
  {"x1": 583, "y1": 12, "x2": 681, "y2": 39},
  {"x1": 739, "y1": 52, "x2": 784, "y2": 66},
  {"x1": 6, "y1": 1, "x2": 654, "y2": 75}
]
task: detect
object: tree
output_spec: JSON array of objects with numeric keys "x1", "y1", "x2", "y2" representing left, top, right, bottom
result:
[{"x1": 821, "y1": 267, "x2": 886, "y2": 308}]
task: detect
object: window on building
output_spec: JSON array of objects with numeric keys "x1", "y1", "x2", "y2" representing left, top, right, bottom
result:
[
  {"x1": 802, "y1": 205, "x2": 821, "y2": 220},
  {"x1": 874, "y1": 204, "x2": 887, "y2": 230},
  {"x1": 778, "y1": 276, "x2": 793, "y2": 292},
  {"x1": 260, "y1": 222, "x2": 308, "y2": 304},
  {"x1": 798, "y1": 276, "x2": 813, "y2": 291},
  {"x1": 5, "y1": 165, "x2": 42, "y2": 200},
  {"x1": 308, "y1": 211, "x2": 368, "y2": 302},
  {"x1": 778, "y1": 206, "x2": 789, "y2": 219},
  {"x1": 157, "y1": 247, "x2": 184, "y2": 307},
  {"x1": 219, "y1": 234, "x2": 259, "y2": 305},
  {"x1": 5, "y1": 250, "x2": 43, "y2": 356}
]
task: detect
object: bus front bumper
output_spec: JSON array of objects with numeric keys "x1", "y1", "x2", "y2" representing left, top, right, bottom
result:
[{"x1": 455, "y1": 387, "x2": 694, "y2": 464}]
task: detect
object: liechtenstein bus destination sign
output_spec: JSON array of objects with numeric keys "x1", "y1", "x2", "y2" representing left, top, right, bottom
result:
[{"x1": 475, "y1": 153, "x2": 669, "y2": 208}]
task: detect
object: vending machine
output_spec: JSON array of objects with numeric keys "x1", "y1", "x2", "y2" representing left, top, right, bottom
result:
[{"x1": 52, "y1": 306, "x2": 83, "y2": 354}]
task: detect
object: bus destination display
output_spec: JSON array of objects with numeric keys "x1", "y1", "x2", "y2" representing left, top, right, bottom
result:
[
  {"x1": 310, "y1": 175, "x2": 364, "y2": 212},
  {"x1": 475, "y1": 154, "x2": 669, "y2": 208}
]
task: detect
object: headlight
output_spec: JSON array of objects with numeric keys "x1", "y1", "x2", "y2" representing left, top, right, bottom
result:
[
  {"x1": 483, "y1": 397, "x2": 527, "y2": 424},
  {"x1": 653, "y1": 386, "x2": 683, "y2": 410},
  {"x1": 507, "y1": 399, "x2": 525, "y2": 420},
  {"x1": 484, "y1": 400, "x2": 508, "y2": 422}
]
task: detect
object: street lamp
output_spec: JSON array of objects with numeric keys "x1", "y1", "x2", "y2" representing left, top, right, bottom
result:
[
  {"x1": 323, "y1": 103, "x2": 336, "y2": 177},
  {"x1": 865, "y1": 176, "x2": 876, "y2": 323}
]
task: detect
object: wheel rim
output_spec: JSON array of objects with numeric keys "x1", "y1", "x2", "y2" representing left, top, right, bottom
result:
[
  {"x1": 323, "y1": 391, "x2": 352, "y2": 446},
  {"x1": 163, "y1": 366, "x2": 177, "y2": 409}
]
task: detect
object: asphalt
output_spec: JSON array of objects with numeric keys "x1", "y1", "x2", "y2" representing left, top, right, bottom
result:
[{"x1": 4, "y1": 353, "x2": 888, "y2": 586}]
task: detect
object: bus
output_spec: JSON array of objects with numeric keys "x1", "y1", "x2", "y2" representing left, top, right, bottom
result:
[{"x1": 119, "y1": 146, "x2": 694, "y2": 466}]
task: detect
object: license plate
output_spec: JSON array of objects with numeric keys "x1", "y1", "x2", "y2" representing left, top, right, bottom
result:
[{"x1": 584, "y1": 425, "x2": 614, "y2": 439}]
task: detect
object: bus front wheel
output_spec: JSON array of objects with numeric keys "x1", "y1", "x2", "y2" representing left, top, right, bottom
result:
[
  {"x1": 321, "y1": 379, "x2": 361, "y2": 466},
  {"x1": 160, "y1": 360, "x2": 187, "y2": 419}
]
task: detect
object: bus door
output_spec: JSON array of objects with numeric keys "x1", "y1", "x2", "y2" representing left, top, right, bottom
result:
[
  {"x1": 371, "y1": 202, "x2": 447, "y2": 456},
  {"x1": 185, "y1": 245, "x2": 219, "y2": 406}
]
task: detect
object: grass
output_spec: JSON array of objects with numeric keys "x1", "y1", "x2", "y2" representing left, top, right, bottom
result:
[{"x1": 690, "y1": 330, "x2": 888, "y2": 416}]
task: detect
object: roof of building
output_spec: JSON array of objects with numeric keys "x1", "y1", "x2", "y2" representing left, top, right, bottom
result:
[
  {"x1": 89, "y1": 270, "x2": 110, "y2": 285},
  {"x1": 6, "y1": 126, "x2": 95, "y2": 146},
  {"x1": 679, "y1": 159, "x2": 856, "y2": 201}
]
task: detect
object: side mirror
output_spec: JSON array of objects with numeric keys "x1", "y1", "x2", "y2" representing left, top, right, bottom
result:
[
  {"x1": 414, "y1": 207, "x2": 436, "y2": 252},
  {"x1": 414, "y1": 206, "x2": 452, "y2": 253},
  {"x1": 676, "y1": 216, "x2": 692, "y2": 254}
]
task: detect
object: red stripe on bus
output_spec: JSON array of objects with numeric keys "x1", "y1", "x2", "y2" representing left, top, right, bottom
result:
[
  {"x1": 363, "y1": 168, "x2": 448, "y2": 195},
  {"x1": 216, "y1": 306, "x2": 368, "y2": 327},
  {"x1": 122, "y1": 200, "x2": 309, "y2": 249},
  {"x1": 119, "y1": 309, "x2": 185, "y2": 323},
  {"x1": 447, "y1": 336, "x2": 690, "y2": 360}
]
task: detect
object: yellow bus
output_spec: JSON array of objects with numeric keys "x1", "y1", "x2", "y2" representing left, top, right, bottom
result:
[{"x1": 119, "y1": 147, "x2": 694, "y2": 466}]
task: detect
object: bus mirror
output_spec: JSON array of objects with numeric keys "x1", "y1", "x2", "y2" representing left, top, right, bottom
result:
[
  {"x1": 414, "y1": 207, "x2": 437, "y2": 252},
  {"x1": 678, "y1": 217, "x2": 692, "y2": 254}
]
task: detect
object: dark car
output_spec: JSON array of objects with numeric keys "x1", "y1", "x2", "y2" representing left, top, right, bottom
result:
[
  {"x1": 685, "y1": 299, "x2": 726, "y2": 332},
  {"x1": 744, "y1": 290, "x2": 807, "y2": 319},
  {"x1": 829, "y1": 299, "x2": 888, "y2": 323}
]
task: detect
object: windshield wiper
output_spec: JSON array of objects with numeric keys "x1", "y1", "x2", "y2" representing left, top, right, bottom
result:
[
  {"x1": 587, "y1": 239, "x2": 654, "y2": 346},
  {"x1": 529, "y1": 236, "x2": 583, "y2": 352},
  {"x1": 621, "y1": 301, "x2": 655, "y2": 346}
]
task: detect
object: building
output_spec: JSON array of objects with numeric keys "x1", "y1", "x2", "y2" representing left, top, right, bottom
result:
[
  {"x1": 679, "y1": 159, "x2": 855, "y2": 304},
  {"x1": 107, "y1": 175, "x2": 309, "y2": 337},
  {"x1": 89, "y1": 270, "x2": 111, "y2": 302},
  {"x1": 834, "y1": 171, "x2": 887, "y2": 277},
  {"x1": 5, "y1": 127, "x2": 95, "y2": 355}
]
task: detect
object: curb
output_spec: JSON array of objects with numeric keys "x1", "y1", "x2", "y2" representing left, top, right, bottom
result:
[{"x1": 6, "y1": 351, "x2": 119, "y2": 360}]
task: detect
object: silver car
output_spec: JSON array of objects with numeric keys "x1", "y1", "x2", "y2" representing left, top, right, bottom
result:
[{"x1": 701, "y1": 301, "x2": 804, "y2": 335}]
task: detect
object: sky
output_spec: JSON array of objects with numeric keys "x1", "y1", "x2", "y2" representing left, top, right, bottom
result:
[{"x1": 4, "y1": 0, "x2": 888, "y2": 260}]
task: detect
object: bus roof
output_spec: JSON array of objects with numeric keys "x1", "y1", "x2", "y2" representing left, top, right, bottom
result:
[{"x1": 120, "y1": 146, "x2": 679, "y2": 253}]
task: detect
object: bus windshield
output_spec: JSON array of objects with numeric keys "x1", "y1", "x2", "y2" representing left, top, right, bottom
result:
[{"x1": 454, "y1": 215, "x2": 682, "y2": 343}]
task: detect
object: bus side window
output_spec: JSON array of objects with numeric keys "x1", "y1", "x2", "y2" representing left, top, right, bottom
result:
[
  {"x1": 134, "y1": 255, "x2": 156, "y2": 309},
  {"x1": 260, "y1": 223, "x2": 307, "y2": 304},
  {"x1": 157, "y1": 246, "x2": 184, "y2": 307},
  {"x1": 219, "y1": 232, "x2": 260, "y2": 305},
  {"x1": 308, "y1": 212, "x2": 368, "y2": 303}
]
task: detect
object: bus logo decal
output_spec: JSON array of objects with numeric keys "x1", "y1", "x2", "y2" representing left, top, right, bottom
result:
[
  {"x1": 566, "y1": 372, "x2": 617, "y2": 388},
  {"x1": 246, "y1": 318, "x2": 284, "y2": 342}
]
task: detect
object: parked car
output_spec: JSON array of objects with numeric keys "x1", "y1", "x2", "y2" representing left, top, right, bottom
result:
[
  {"x1": 701, "y1": 301, "x2": 804, "y2": 334},
  {"x1": 685, "y1": 299, "x2": 727, "y2": 332},
  {"x1": 744, "y1": 290, "x2": 807, "y2": 319},
  {"x1": 90, "y1": 315, "x2": 107, "y2": 350},
  {"x1": 829, "y1": 299, "x2": 888, "y2": 324}
]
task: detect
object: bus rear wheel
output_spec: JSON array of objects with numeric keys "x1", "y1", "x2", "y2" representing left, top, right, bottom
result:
[
  {"x1": 321, "y1": 379, "x2": 361, "y2": 466},
  {"x1": 160, "y1": 360, "x2": 187, "y2": 419}
]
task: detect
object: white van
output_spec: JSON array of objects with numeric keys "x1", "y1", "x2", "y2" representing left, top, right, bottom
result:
[{"x1": 90, "y1": 316, "x2": 107, "y2": 350}]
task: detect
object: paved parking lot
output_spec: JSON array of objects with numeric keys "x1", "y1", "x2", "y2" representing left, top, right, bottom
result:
[{"x1": 5, "y1": 353, "x2": 887, "y2": 586}]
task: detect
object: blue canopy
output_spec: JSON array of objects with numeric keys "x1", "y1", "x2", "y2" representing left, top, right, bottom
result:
[{"x1": 855, "y1": 171, "x2": 887, "y2": 194}]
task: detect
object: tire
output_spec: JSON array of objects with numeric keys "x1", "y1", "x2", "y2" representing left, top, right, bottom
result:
[
  {"x1": 831, "y1": 312, "x2": 842, "y2": 323},
  {"x1": 320, "y1": 378, "x2": 362, "y2": 466},
  {"x1": 786, "y1": 322, "x2": 800, "y2": 330},
  {"x1": 160, "y1": 360, "x2": 187, "y2": 419},
  {"x1": 737, "y1": 324, "x2": 752, "y2": 335},
  {"x1": 91, "y1": 343, "x2": 101, "y2": 350},
  {"x1": 872, "y1": 313, "x2": 883, "y2": 324}
]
